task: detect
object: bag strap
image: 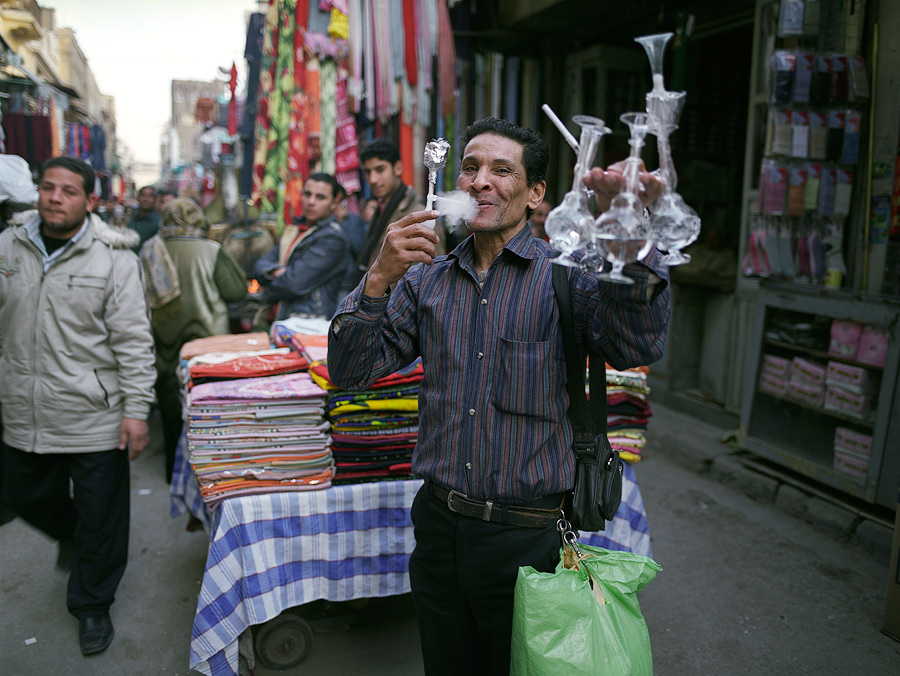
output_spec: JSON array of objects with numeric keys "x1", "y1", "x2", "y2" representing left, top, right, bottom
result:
[{"x1": 550, "y1": 265, "x2": 607, "y2": 440}]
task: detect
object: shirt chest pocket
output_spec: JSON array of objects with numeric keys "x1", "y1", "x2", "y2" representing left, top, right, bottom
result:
[
  {"x1": 67, "y1": 274, "x2": 107, "y2": 291},
  {"x1": 491, "y1": 338, "x2": 557, "y2": 419}
]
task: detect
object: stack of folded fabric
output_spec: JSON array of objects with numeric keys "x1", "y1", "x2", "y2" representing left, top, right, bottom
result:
[
  {"x1": 308, "y1": 359, "x2": 424, "y2": 484},
  {"x1": 270, "y1": 316, "x2": 331, "y2": 362},
  {"x1": 604, "y1": 365, "x2": 652, "y2": 464},
  {"x1": 179, "y1": 334, "x2": 333, "y2": 508}
]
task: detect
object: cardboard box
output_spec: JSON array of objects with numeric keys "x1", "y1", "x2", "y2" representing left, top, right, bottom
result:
[
  {"x1": 883, "y1": 492, "x2": 900, "y2": 640},
  {"x1": 762, "y1": 354, "x2": 791, "y2": 378},
  {"x1": 828, "y1": 319, "x2": 863, "y2": 359},
  {"x1": 832, "y1": 450, "x2": 868, "y2": 480},
  {"x1": 834, "y1": 427, "x2": 873, "y2": 458},
  {"x1": 824, "y1": 384, "x2": 872, "y2": 418},
  {"x1": 856, "y1": 326, "x2": 889, "y2": 368},
  {"x1": 786, "y1": 379, "x2": 825, "y2": 407},
  {"x1": 826, "y1": 360, "x2": 874, "y2": 393},
  {"x1": 792, "y1": 356, "x2": 826, "y2": 385},
  {"x1": 758, "y1": 372, "x2": 789, "y2": 397}
]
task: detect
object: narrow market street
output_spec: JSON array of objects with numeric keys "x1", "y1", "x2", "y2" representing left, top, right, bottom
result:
[{"x1": 1, "y1": 403, "x2": 897, "y2": 676}]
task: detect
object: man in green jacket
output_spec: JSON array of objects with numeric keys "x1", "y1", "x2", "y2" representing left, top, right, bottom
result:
[{"x1": 0, "y1": 156, "x2": 156, "y2": 657}]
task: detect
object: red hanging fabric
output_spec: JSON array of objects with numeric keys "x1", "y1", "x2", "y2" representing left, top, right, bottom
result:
[
  {"x1": 402, "y1": 0, "x2": 418, "y2": 87},
  {"x1": 437, "y1": 0, "x2": 457, "y2": 117},
  {"x1": 400, "y1": 104, "x2": 414, "y2": 188},
  {"x1": 335, "y1": 66, "x2": 361, "y2": 194},
  {"x1": 286, "y1": 0, "x2": 311, "y2": 223}
]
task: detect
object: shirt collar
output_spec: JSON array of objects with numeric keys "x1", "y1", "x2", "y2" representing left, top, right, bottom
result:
[
  {"x1": 449, "y1": 223, "x2": 545, "y2": 270},
  {"x1": 26, "y1": 214, "x2": 90, "y2": 269}
]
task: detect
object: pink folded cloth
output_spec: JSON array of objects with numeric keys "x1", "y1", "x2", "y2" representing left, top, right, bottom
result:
[{"x1": 190, "y1": 372, "x2": 327, "y2": 403}]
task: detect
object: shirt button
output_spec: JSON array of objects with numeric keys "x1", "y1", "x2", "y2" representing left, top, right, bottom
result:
[
  {"x1": 480, "y1": 298, "x2": 487, "y2": 305},
  {"x1": 477, "y1": 352, "x2": 484, "y2": 359},
  {"x1": 465, "y1": 462, "x2": 472, "y2": 470},
  {"x1": 468, "y1": 408, "x2": 475, "y2": 416}
]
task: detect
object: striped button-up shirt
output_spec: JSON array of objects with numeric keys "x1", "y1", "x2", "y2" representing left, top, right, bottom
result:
[{"x1": 328, "y1": 225, "x2": 670, "y2": 503}]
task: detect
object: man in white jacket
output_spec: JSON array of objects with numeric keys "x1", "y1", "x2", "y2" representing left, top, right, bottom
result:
[{"x1": 0, "y1": 156, "x2": 156, "y2": 656}]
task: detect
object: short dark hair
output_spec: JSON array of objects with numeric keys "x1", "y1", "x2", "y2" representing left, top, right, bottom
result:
[
  {"x1": 38, "y1": 156, "x2": 95, "y2": 196},
  {"x1": 359, "y1": 138, "x2": 401, "y2": 165},
  {"x1": 306, "y1": 172, "x2": 341, "y2": 200},
  {"x1": 139, "y1": 185, "x2": 157, "y2": 196},
  {"x1": 156, "y1": 189, "x2": 174, "y2": 198},
  {"x1": 460, "y1": 117, "x2": 549, "y2": 187}
]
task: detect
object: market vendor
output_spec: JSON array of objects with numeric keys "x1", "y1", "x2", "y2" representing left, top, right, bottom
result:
[
  {"x1": 327, "y1": 117, "x2": 671, "y2": 676},
  {"x1": 252, "y1": 172, "x2": 349, "y2": 321}
]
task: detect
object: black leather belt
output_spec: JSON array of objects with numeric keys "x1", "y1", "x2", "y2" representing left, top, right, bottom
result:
[{"x1": 425, "y1": 481, "x2": 564, "y2": 528}]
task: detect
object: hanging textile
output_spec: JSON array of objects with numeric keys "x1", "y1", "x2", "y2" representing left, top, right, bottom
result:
[
  {"x1": 437, "y1": 0, "x2": 456, "y2": 117},
  {"x1": 334, "y1": 68, "x2": 361, "y2": 194},
  {"x1": 270, "y1": 0, "x2": 297, "y2": 227},
  {"x1": 251, "y1": 0, "x2": 279, "y2": 208},
  {"x1": 49, "y1": 98, "x2": 60, "y2": 158},
  {"x1": 319, "y1": 59, "x2": 338, "y2": 174},
  {"x1": 403, "y1": 0, "x2": 418, "y2": 87},
  {"x1": 285, "y1": 0, "x2": 310, "y2": 224},
  {"x1": 347, "y1": 0, "x2": 363, "y2": 110},
  {"x1": 90, "y1": 124, "x2": 107, "y2": 172},
  {"x1": 241, "y1": 12, "x2": 266, "y2": 198}
]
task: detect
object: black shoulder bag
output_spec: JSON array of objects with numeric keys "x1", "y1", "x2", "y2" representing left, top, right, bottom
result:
[{"x1": 551, "y1": 264, "x2": 624, "y2": 532}]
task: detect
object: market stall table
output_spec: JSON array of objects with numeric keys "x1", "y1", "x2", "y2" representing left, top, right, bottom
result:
[{"x1": 170, "y1": 441, "x2": 652, "y2": 676}]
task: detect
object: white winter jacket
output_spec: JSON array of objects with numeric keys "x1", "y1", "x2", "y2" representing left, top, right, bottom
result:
[{"x1": 0, "y1": 212, "x2": 156, "y2": 453}]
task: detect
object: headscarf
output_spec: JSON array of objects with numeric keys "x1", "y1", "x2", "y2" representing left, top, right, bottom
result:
[
  {"x1": 140, "y1": 198, "x2": 208, "y2": 314},
  {"x1": 160, "y1": 198, "x2": 209, "y2": 239}
]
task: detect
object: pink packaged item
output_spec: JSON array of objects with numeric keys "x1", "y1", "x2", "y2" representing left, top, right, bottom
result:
[
  {"x1": 833, "y1": 450, "x2": 868, "y2": 480},
  {"x1": 828, "y1": 319, "x2": 863, "y2": 359},
  {"x1": 758, "y1": 372, "x2": 789, "y2": 398},
  {"x1": 791, "y1": 357, "x2": 826, "y2": 385},
  {"x1": 786, "y1": 380, "x2": 824, "y2": 407},
  {"x1": 855, "y1": 326, "x2": 889, "y2": 368},
  {"x1": 824, "y1": 384, "x2": 872, "y2": 418},
  {"x1": 833, "y1": 427, "x2": 873, "y2": 458},
  {"x1": 761, "y1": 354, "x2": 791, "y2": 378},
  {"x1": 825, "y1": 361, "x2": 873, "y2": 392}
]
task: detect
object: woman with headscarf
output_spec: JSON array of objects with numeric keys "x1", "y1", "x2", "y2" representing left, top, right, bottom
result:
[{"x1": 140, "y1": 198, "x2": 247, "y2": 482}]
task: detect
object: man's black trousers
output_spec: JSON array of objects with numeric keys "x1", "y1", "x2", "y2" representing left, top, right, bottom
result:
[
  {"x1": 408, "y1": 484, "x2": 562, "y2": 676},
  {"x1": 1, "y1": 443, "x2": 130, "y2": 619}
]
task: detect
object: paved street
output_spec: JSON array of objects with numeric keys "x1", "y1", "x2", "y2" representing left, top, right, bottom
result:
[{"x1": 1, "y1": 404, "x2": 898, "y2": 675}]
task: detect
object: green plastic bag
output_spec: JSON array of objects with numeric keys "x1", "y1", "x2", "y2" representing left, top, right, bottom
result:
[{"x1": 510, "y1": 543, "x2": 662, "y2": 676}]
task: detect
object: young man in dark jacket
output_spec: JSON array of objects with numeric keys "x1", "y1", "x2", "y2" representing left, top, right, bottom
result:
[{"x1": 252, "y1": 173, "x2": 349, "y2": 320}]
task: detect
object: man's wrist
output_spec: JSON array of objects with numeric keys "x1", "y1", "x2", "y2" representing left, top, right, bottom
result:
[{"x1": 363, "y1": 271, "x2": 391, "y2": 298}]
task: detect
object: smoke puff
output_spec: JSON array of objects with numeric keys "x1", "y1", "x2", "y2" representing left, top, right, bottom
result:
[{"x1": 435, "y1": 191, "x2": 478, "y2": 232}]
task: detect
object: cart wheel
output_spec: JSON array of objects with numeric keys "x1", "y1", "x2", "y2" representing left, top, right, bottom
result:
[{"x1": 255, "y1": 615, "x2": 314, "y2": 671}]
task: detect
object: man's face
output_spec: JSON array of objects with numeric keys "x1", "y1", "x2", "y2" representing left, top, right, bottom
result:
[
  {"x1": 37, "y1": 167, "x2": 97, "y2": 237},
  {"x1": 362, "y1": 157, "x2": 403, "y2": 200},
  {"x1": 457, "y1": 133, "x2": 544, "y2": 234},
  {"x1": 138, "y1": 189, "x2": 156, "y2": 211},
  {"x1": 302, "y1": 179, "x2": 337, "y2": 224},
  {"x1": 156, "y1": 193, "x2": 174, "y2": 212}
]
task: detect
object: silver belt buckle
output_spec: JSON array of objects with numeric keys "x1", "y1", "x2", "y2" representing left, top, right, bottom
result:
[
  {"x1": 446, "y1": 488, "x2": 466, "y2": 513},
  {"x1": 482, "y1": 500, "x2": 494, "y2": 522}
]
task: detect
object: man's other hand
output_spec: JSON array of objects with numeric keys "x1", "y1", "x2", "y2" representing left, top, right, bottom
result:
[
  {"x1": 119, "y1": 417, "x2": 150, "y2": 461},
  {"x1": 364, "y1": 210, "x2": 440, "y2": 297}
]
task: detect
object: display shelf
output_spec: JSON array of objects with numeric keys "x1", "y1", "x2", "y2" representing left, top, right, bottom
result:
[
  {"x1": 756, "y1": 390, "x2": 876, "y2": 428},
  {"x1": 763, "y1": 338, "x2": 885, "y2": 371},
  {"x1": 740, "y1": 282, "x2": 900, "y2": 508}
]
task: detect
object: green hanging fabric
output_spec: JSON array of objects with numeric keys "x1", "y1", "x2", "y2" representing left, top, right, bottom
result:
[{"x1": 265, "y1": 0, "x2": 295, "y2": 232}]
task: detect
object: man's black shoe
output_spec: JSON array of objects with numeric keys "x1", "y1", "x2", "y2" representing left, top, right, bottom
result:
[{"x1": 79, "y1": 613, "x2": 114, "y2": 655}]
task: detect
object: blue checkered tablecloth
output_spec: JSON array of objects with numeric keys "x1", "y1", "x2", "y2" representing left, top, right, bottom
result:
[{"x1": 171, "y1": 442, "x2": 652, "y2": 676}]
